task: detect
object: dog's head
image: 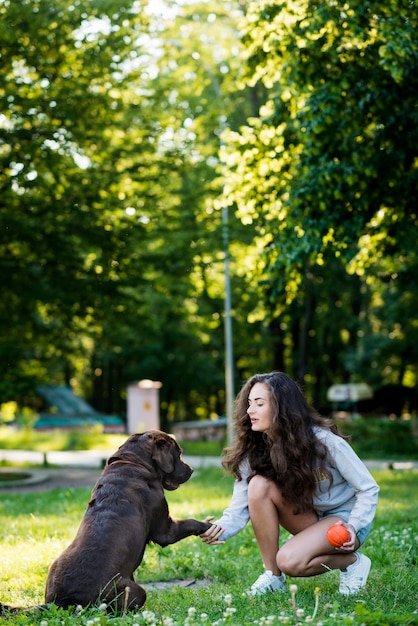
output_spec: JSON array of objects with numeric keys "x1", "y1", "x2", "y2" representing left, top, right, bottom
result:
[{"x1": 108, "y1": 430, "x2": 193, "y2": 490}]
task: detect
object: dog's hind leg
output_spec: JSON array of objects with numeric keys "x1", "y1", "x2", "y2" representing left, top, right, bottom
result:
[
  {"x1": 102, "y1": 576, "x2": 146, "y2": 613},
  {"x1": 120, "y1": 582, "x2": 147, "y2": 612}
]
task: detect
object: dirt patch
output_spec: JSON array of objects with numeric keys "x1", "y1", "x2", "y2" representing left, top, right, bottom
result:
[{"x1": 142, "y1": 578, "x2": 212, "y2": 591}]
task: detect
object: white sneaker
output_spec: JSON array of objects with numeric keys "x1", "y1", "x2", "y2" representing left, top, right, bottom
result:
[
  {"x1": 339, "y1": 552, "x2": 371, "y2": 595},
  {"x1": 250, "y1": 570, "x2": 287, "y2": 595}
]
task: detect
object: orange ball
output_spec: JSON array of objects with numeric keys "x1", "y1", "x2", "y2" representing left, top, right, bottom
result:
[{"x1": 326, "y1": 523, "x2": 350, "y2": 547}]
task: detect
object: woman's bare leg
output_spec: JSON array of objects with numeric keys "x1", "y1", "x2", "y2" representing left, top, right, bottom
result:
[
  {"x1": 248, "y1": 475, "x2": 358, "y2": 578},
  {"x1": 277, "y1": 517, "x2": 358, "y2": 576},
  {"x1": 248, "y1": 475, "x2": 317, "y2": 575}
]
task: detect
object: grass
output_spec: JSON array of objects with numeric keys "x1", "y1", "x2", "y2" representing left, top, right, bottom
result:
[
  {"x1": 0, "y1": 467, "x2": 417, "y2": 625},
  {"x1": 0, "y1": 426, "x2": 126, "y2": 454}
]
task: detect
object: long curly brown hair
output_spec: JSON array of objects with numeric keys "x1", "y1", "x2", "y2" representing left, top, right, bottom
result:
[{"x1": 222, "y1": 372, "x2": 347, "y2": 513}]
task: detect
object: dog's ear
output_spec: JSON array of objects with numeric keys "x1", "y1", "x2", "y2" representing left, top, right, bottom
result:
[{"x1": 151, "y1": 434, "x2": 175, "y2": 474}]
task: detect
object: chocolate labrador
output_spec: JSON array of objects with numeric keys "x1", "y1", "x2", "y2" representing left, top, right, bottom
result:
[{"x1": 43, "y1": 430, "x2": 211, "y2": 612}]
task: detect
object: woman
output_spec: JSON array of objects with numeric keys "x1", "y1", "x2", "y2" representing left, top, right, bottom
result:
[{"x1": 200, "y1": 372, "x2": 379, "y2": 596}]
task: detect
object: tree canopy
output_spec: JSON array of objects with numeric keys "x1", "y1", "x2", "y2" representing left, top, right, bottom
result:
[
  {"x1": 221, "y1": 0, "x2": 418, "y2": 397},
  {"x1": 0, "y1": 0, "x2": 416, "y2": 423}
]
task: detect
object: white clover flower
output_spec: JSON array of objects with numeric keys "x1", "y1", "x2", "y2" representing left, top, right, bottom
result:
[
  {"x1": 142, "y1": 609, "x2": 157, "y2": 624},
  {"x1": 224, "y1": 593, "x2": 233, "y2": 605},
  {"x1": 188, "y1": 606, "x2": 197, "y2": 616},
  {"x1": 224, "y1": 607, "x2": 237, "y2": 616},
  {"x1": 289, "y1": 584, "x2": 298, "y2": 594},
  {"x1": 200, "y1": 613, "x2": 208, "y2": 620},
  {"x1": 296, "y1": 608, "x2": 305, "y2": 617},
  {"x1": 266, "y1": 617, "x2": 276, "y2": 625},
  {"x1": 40, "y1": 620, "x2": 48, "y2": 626},
  {"x1": 162, "y1": 618, "x2": 174, "y2": 626}
]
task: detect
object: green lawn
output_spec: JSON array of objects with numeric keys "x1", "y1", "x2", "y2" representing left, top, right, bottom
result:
[
  {"x1": 0, "y1": 426, "x2": 126, "y2": 454},
  {"x1": 0, "y1": 467, "x2": 417, "y2": 625}
]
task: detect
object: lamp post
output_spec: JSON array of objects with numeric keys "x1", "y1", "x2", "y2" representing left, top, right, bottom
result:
[
  {"x1": 167, "y1": 39, "x2": 235, "y2": 443},
  {"x1": 222, "y1": 203, "x2": 235, "y2": 446},
  {"x1": 216, "y1": 98, "x2": 235, "y2": 447}
]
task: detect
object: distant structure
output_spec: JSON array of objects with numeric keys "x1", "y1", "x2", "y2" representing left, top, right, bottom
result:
[
  {"x1": 171, "y1": 417, "x2": 227, "y2": 442},
  {"x1": 35, "y1": 385, "x2": 125, "y2": 432},
  {"x1": 127, "y1": 379, "x2": 162, "y2": 434}
]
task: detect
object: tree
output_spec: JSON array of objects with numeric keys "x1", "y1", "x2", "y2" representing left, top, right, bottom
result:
[
  {"x1": 220, "y1": 0, "x2": 418, "y2": 399},
  {"x1": 89, "y1": 0, "x2": 263, "y2": 423},
  {"x1": 0, "y1": 0, "x2": 168, "y2": 398},
  {"x1": 0, "y1": 0, "x2": 262, "y2": 423}
]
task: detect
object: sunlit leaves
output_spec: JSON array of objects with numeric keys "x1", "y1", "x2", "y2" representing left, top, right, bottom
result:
[
  {"x1": 0, "y1": 0, "x2": 261, "y2": 420},
  {"x1": 0, "y1": 0, "x2": 157, "y2": 396},
  {"x1": 217, "y1": 0, "x2": 418, "y2": 393},
  {"x1": 223, "y1": 0, "x2": 418, "y2": 296}
]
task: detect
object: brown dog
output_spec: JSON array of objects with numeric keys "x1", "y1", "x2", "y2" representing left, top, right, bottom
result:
[{"x1": 44, "y1": 430, "x2": 211, "y2": 612}]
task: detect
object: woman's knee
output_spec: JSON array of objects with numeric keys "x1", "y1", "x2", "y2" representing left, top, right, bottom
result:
[
  {"x1": 248, "y1": 475, "x2": 283, "y2": 504},
  {"x1": 276, "y1": 544, "x2": 305, "y2": 577},
  {"x1": 248, "y1": 474, "x2": 270, "y2": 500}
]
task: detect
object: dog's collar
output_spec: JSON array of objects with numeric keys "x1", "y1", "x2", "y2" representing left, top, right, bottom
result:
[{"x1": 107, "y1": 459, "x2": 146, "y2": 469}]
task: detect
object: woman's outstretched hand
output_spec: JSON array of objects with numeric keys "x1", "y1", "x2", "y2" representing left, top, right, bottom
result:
[{"x1": 200, "y1": 516, "x2": 226, "y2": 545}]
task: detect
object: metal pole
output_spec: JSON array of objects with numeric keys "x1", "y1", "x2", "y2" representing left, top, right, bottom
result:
[
  {"x1": 199, "y1": 58, "x2": 235, "y2": 445},
  {"x1": 222, "y1": 204, "x2": 235, "y2": 446},
  {"x1": 166, "y1": 41, "x2": 235, "y2": 442}
]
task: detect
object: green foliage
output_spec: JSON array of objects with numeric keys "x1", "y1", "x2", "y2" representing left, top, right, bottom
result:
[
  {"x1": 0, "y1": 0, "x2": 156, "y2": 397},
  {"x1": 0, "y1": 402, "x2": 38, "y2": 431},
  {"x1": 342, "y1": 418, "x2": 418, "y2": 459},
  {"x1": 220, "y1": 0, "x2": 418, "y2": 397},
  {"x1": 0, "y1": 0, "x2": 254, "y2": 423},
  {"x1": 178, "y1": 440, "x2": 225, "y2": 457},
  {"x1": 0, "y1": 402, "x2": 19, "y2": 426},
  {"x1": 1, "y1": 0, "x2": 417, "y2": 428},
  {"x1": 234, "y1": 0, "x2": 418, "y2": 266}
]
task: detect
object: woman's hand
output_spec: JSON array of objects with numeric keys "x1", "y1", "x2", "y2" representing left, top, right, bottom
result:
[
  {"x1": 336, "y1": 522, "x2": 359, "y2": 552},
  {"x1": 200, "y1": 516, "x2": 226, "y2": 545}
]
